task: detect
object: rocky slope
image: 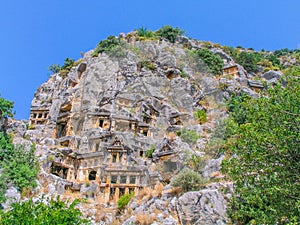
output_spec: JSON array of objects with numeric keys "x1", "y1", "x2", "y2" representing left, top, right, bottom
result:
[{"x1": 5, "y1": 30, "x2": 286, "y2": 224}]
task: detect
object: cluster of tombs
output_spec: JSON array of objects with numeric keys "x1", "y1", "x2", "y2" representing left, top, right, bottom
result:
[
  {"x1": 30, "y1": 95, "x2": 186, "y2": 202},
  {"x1": 28, "y1": 64, "x2": 266, "y2": 203}
]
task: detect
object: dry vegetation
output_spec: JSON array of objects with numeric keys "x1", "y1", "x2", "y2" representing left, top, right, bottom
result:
[{"x1": 135, "y1": 213, "x2": 155, "y2": 225}]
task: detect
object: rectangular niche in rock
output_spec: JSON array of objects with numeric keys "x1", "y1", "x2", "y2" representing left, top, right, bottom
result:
[{"x1": 56, "y1": 122, "x2": 68, "y2": 138}]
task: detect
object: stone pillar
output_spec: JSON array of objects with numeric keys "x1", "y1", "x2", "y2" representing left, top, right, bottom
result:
[
  {"x1": 115, "y1": 188, "x2": 120, "y2": 202},
  {"x1": 66, "y1": 168, "x2": 73, "y2": 181},
  {"x1": 125, "y1": 187, "x2": 129, "y2": 194},
  {"x1": 78, "y1": 169, "x2": 85, "y2": 182},
  {"x1": 104, "y1": 187, "x2": 110, "y2": 203},
  {"x1": 116, "y1": 153, "x2": 120, "y2": 163}
]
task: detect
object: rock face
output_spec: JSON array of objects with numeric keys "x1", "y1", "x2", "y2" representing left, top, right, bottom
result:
[
  {"x1": 177, "y1": 186, "x2": 228, "y2": 225},
  {"x1": 1, "y1": 186, "x2": 21, "y2": 210},
  {"x1": 14, "y1": 33, "x2": 267, "y2": 223}
]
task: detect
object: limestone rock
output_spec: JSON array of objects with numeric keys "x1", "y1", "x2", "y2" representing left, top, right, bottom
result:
[
  {"x1": 202, "y1": 155, "x2": 224, "y2": 179},
  {"x1": 241, "y1": 86, "x2": 259, "y2": 98},
  {"x1": 248, "y1": 80, "x2": 264, "y2": 89},
  {"x1": 1, "y1": 186, "x2": 21, "y2": 209},
  {"x1": 261, "y1": 70, "x2": 282, "y2": 80},
  {"x1": 177, "y1": 185, "x2": 229, "y2": 225}
]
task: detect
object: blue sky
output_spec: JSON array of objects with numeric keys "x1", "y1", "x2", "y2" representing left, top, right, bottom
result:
[{"x1": 1, "y1": 0, "x2": 299, "y2": 119}]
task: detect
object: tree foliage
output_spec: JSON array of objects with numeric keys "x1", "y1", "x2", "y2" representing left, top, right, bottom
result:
[
  {"x1": 145, "y1": 145, "x2": 155, "y2": 158},
  {"x1": 155, "y1": 25, "x2": 184, "y2": 43},
  {"x1": 194, "y1": 109, "x2": 207, "y2": 124},
  {"x1": 0, "y1": 96, "x2": 14, "y2": 120},
  {"x1": 195, "y1": 48, "x2": 224, "y2": 75},
  {"x1": 0, "y1": 197, "x2": 90, "y2": 225},
  {"x1": 92, "y1": 36, "x2": 122, "y2": 57},
  {"x1": 177, "y1": 128, "x2": 200, "y2": 145},
  {"x1": 117, "y1": 192, "x2": 134, "y2": 211},
  {"x1": 171, "y1": 167, "x2": 207, "y2": 192},
  {"x1": 1, "y1": 144, "x2": 39, "y2": 192},
  {"x1": 221, "y1": 76, "x2": 300, "y2": 224},
  {"x1": 136, "y1": 27, "x2": 155, "y2": 39},
  {"x1": 0, "y1": 133, "x2": 39, "y2": 202},
  {"x1": 0, "y1": 95, "x2": 38, "y2": 202},
  {"x1": 48, "y1": 64, "x2": 61, "y2": 74},
  {"x1": 61, "y1": 58, "x2": 75, "y2": 71},
  {"x1": 235, "y1": 51, "x2": 263, "y2": 73}
]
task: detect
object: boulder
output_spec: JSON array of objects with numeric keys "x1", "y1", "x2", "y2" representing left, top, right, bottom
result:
[
  {"x1": 241, "y1": 86, "x2": 259, "y2": 98},
  {"x1": 261, "y1": 70, "x2": 282, "y2": 80},
  {"x1": 1, "y1": 186, "x2": 21, "y2": 209},
  {"x1": 176, "y1": 186, "x2": 229, "y2": 225},
  {"x1": 248, "y1": 80, "x2": 264, "y2": 89},
  {"x1": 202, "y1": 155, "x2": 224, "y2": 179}
]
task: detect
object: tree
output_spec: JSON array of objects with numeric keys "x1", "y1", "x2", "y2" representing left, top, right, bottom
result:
[
  {"x1": 136, "y1": 27, "x2": 155, "y2": 39},
  {"x1": 0, "y1": 96, "x2": 14, "y2": 122},
  {"x1": 177, "y1": 128, "x2": 200, "y2": 145},
  {"x1": 171, "y1": 167, "x2": 207, "y2": 192},
  {"x1": 48, "y1": 64, "x2": 61, "y2": 74},
  {"x1": 195, "y1": 48, "x2": 224, "y2": 75},
  {"x1": 236, "y1": 51, "x2": 262, "y2": 73},
  {"x1": 0, "y1": 95, "x2": 38, "y2": 202},
  {"x1": 0, "y1": 197, "x2": 90, "y2": 225},
  {"x1": 92, "y1": 36, "x2": 122, "y2": 57},
  {"x1": 117, "y1": 192, "x2": 134, "y2": 211},
  {"x1": 221, "y1": 76, "x2": 300, "y2": 224},
  {"x1": 61, "y1": 58, "x2": 75, "y2": 71},
  {"x1": 155, "y1": 25, "x2": 184, "y2": 43},
  {"x1": 1, "y1": 144, "x2": 39, "y2": 192}
]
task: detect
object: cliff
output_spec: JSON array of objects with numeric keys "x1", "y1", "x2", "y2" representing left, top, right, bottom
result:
[{"x1": 6, "y1": 28, "x2": 289, "y2": 224}]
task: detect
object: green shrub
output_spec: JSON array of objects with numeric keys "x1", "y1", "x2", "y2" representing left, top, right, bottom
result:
[
  {"x1": 106, "y1": 45, "x2": 127, "y2": 58},
  {"x1": 177, "y1": 128, "x2": 200, "y2": 145},
  {"x1": 235, "y1": 51, "x2": 262, "y2": 73},
  {"x1": 0, "y1": 96, "x2": 38, "y2": 202},
  {"x1": 1, "y1": 144, "x2": 39, "y2": 192},
  {"x1": 139, "y1": 60, "x2": 155, "y2": 71},
  {"x1": 0, "y1": 196, "x2": 89, "y2": 225},
  {"x1": 171, "y1": 167, "x2": 207, "y2": 192},
  {"x1": 274, "y1": 48, "x2": 293, "y2": 57},
  {"x1": 48, "y1": 64, "x2": 61, "y2": 74},
  {"x1": 0, "y1": 95, "x2": 14, "y2": 120},
  {"x1": 92, "y1": 36, "x2": 123, "y2": 57},
  {"x1": 194, "y1": 110, "x2": 207, "y2": 124},
  {"x1": 155, "y1": 25, "x2": 184, "y2": 43},
  {"x1": 283, "y1": 65, "x2": 300, "y2": 76},
  {"x1": 27, "y1": 124, "x2": 35, "y2": 130},
  {"x1": 0, "y1": 131, "x2": 38, "y2": 201},
  {"x1": 145, "y1": 145, "x2": 155, "y2": 158},
  {"x1": 61, "y1": 58, "x2": 75, "y2": 71},
  {"x1": 265, "y1": 53, "x2": 281, "y2": 67},
  {"x1": 117, "y1": 192, "x2": 134, "y2": 211},
  {"x1": 57, "y1": 58, "x2": 75, "y2": 78},
  {"x1": 0, "y1": 132, "x2": 14, "y2": 160},
  {"x1": 222, "y1": 46, "x2": 239, "y2": 59},
  {"x1": 180, "y1": 69, "x2": 188, "y2": 78},
  {"x1": 136, "y1": 27, "x2": 155, "y2": 39},
  {"x1": 195, "y1": 48, "x2": 224, "y2": 75},
  {"x1": 182, "y1": 150, "x2": 208, "y2": 172}
]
